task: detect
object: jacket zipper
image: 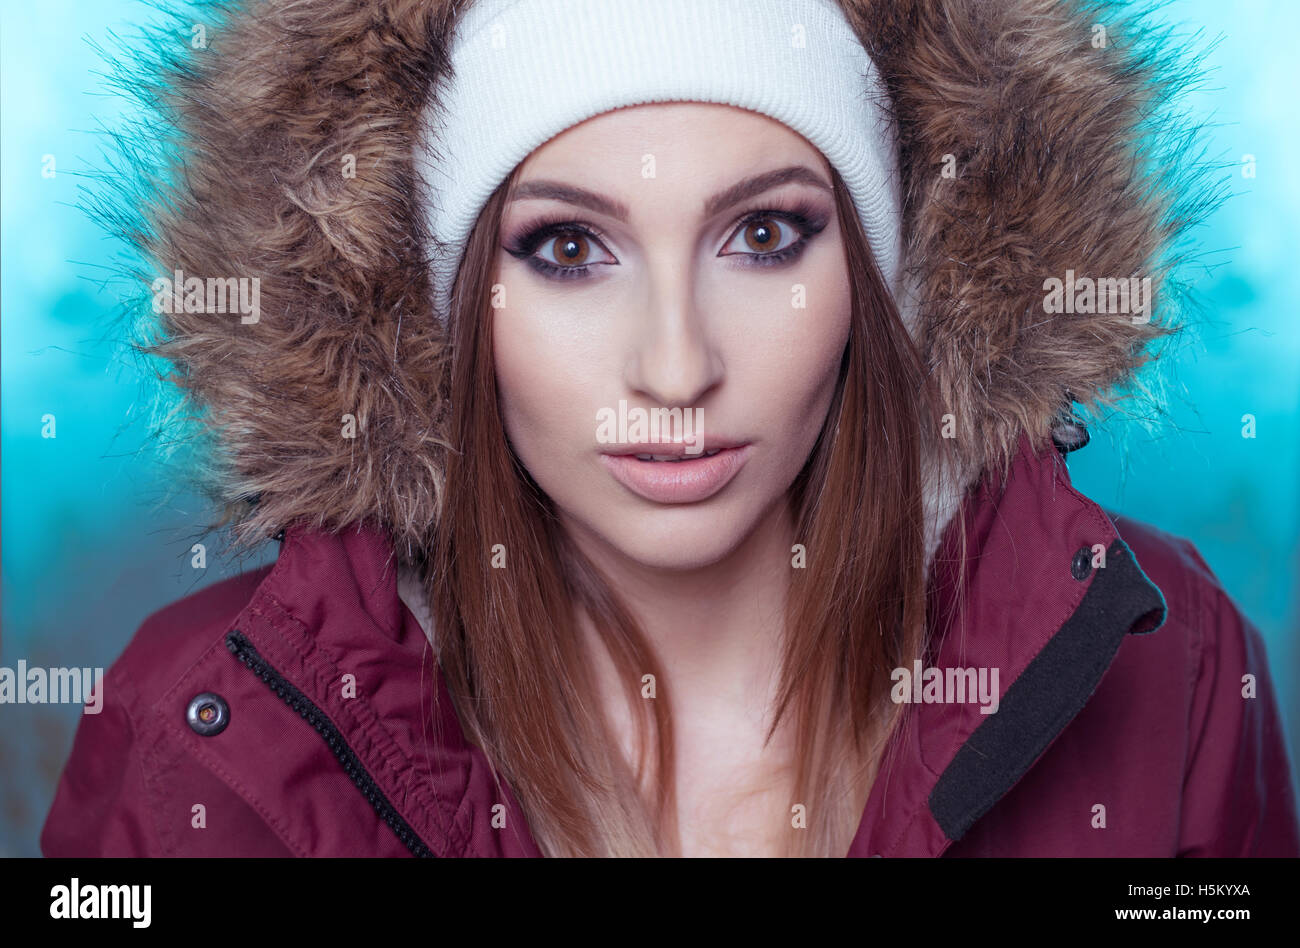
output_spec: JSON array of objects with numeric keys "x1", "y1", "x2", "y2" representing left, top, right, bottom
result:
[{"x1": 225, "y1": 629, "x2": 435, "y2": 857}]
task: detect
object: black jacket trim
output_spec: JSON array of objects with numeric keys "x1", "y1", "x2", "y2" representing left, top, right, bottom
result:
[{"x1": 928, "y1": 537, "x2": 1168, "y2": 841}]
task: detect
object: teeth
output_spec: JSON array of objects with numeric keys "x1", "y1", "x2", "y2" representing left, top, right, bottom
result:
[{"x1": 632, "y1": 448, "x2": 723, "y2": 461}]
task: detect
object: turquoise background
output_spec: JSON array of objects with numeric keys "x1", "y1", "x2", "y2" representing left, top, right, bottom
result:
[{"x1": 3, "y1": 0, "x2": 1297, "y2": 855}]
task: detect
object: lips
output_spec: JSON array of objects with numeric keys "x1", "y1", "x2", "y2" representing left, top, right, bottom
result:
[
  {"x1": 633, "y1": 448, "x2": 723, "y2": 462},
  {"x1": 600, "y1": 443, "x2": 751, "y2": 504},
  {"x1": 602, "y1": 439, "x2": 744, "y2": 458}
]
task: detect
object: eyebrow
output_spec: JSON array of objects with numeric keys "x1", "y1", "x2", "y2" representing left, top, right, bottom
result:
[{"x1": 507, "y1": 165, "x2": 833, "y2": 223}]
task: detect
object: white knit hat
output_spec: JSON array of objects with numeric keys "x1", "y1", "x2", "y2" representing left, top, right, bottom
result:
[{"x1": 414, "y1": 0, "x2": 911, "y2": 329}]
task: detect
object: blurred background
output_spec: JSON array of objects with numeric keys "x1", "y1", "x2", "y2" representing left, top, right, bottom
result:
[{"x1": 3, "y1": 0, "x2": 1298, "y2": 855}]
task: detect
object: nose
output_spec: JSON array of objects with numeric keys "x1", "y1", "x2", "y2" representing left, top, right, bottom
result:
[{"x1": 623, "y1": 278, "x2": 724, "y2": 408}]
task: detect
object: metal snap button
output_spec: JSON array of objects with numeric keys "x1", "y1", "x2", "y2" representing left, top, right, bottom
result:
[
  {"x1": 1050, "y1": 417, "x2": 1090, "y2": 455},
  {"x1": 186, "y1": 692, "x2": 230, "y2": 736},
  {"x1": 1070, "y1": 546, "x2": 1094, "y2": 581}
]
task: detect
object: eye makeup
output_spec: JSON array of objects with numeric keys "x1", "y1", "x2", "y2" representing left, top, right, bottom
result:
[{"x1": 501, "y1": 196, "x2": 832, "y2": 282}]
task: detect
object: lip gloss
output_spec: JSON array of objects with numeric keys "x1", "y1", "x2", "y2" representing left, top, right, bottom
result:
[{"x1": 600, "y1": 445, "x2": 752, "y2": 504}]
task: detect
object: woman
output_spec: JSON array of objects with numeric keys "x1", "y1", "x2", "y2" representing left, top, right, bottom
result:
[{"x1": 41, "y1": 0, "x2": 1299, "y2": 857}]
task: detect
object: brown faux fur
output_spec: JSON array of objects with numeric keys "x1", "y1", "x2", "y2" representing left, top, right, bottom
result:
[{"x1": 93, "y1": 0, "x2": 1216, "y2": 558}]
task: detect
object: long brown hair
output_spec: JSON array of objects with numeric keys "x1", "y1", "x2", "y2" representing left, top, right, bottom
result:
[{"x1": 428, "y1": 161, "x2": 939, "y2": 856}]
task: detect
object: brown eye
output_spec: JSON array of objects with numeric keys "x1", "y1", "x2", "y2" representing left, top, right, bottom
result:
[
  {"x1": 743, "y1": 219, "x2": 783, "y2": 253},
  {"x1": 505, "y1": 221, "x2": 617, "y2": 279},
  {"x1": 720, "y1": 215, "x2": 804, "y2": 259},
  {"x1": 551, "y1": 231, "x2": 590, "y2": 265}
]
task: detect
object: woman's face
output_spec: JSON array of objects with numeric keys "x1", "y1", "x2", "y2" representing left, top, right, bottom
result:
[{"x1": 492, "y1": 102, "x2": 852, "y2": 571}]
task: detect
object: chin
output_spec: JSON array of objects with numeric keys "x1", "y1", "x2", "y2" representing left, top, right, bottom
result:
[
  {"x1": 615, "y1": 530, "x2": 744, "y2": 572},
  {"x1": 578, "y1": 496, "x2": 766, "y2": 572}
]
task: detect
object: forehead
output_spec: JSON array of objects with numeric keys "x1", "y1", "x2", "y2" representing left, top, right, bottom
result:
[{"x1": 512, "y1": 102, "x2": 829, "y2": 208}]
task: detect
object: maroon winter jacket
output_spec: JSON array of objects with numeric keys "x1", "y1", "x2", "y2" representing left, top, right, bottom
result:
[{"x1": 40, "y1": 433, "x2": 1300, "y2": 857}]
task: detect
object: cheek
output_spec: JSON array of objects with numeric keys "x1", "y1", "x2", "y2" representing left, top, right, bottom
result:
[
  {"x1": 491, "y1": 284, "x2": 604, "y2": 485},
  {"x1": 716, "y1": 258, "x2": 851, "y2": 447},
  {"x1": 493, "y1": 310, "x2": 559, "y2": 456}
]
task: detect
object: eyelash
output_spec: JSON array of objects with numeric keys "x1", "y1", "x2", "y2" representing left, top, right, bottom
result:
[{"x1": 503, "y1": 200, "x2": 831, "y2": 281}]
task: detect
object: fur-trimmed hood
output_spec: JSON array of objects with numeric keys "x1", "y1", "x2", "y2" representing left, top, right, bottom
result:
[{"x1": 92, "y1": 0, "x2": 1216, "y2": 560}]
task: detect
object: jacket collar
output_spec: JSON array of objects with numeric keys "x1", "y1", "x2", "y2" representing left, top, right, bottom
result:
[
  {"x1": 227, "y1": 521, "x2": 542, "y2": 857},
  {"x1": 230, "y1": 431, "x2": 1165, "y2": 857},
  {"x1": 845, "y1": 431, "x2": 1167, "y2": 856}
]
